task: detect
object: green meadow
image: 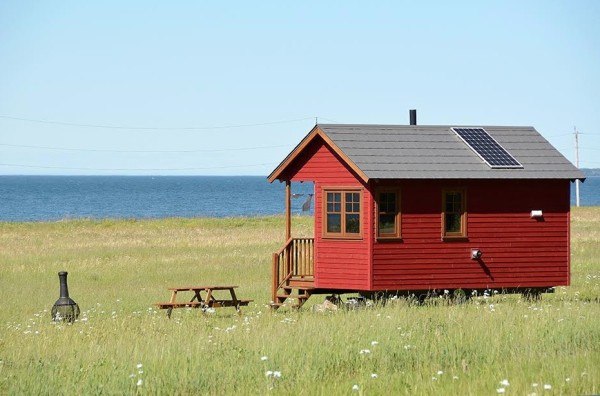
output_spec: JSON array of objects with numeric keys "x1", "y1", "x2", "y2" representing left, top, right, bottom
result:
[{"x1": 0, "y1": 208, "x2": 598, "y2": 395}]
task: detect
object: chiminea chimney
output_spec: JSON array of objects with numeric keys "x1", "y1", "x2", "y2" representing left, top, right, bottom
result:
[{"x1": 409, "y1": 109, "x2": 417, "y2": 125}]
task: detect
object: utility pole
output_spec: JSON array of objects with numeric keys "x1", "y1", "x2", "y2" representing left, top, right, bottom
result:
[{"x1": 574, "y1": 126, "x2": 580, "y2": 207}]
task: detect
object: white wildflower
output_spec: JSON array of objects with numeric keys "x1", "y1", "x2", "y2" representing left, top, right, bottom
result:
[
  {"x1": 432, "y1": 377, "x2": 437, "y2": 381},
  {"x1": 371, "y1": 373, "x2": 378, "y2": 379},
  {"x1": 261, "y1": 356, "x2": 268, "y2": 361},
  {"x1": 352, "y1": 384, "x2": 359, "y2": 391},
  {"x1": 453, "y1": 376, "x2": 459, "y2": 380},
  {"x1": 359, "y1": 349, "x2": 371, "y2": 355},
  {"x1": 129, "y1": 374, "x2": 135, "y2": 378},
  {"x1": 437, "y1": 370, "x2": 444, "y2": 375},
  {"x1": 265, "y1": 370, "x2": 273, "y2": 377},
  {"x1": 136, "y1": 363, "x2": 143, "y2": 369},
  {"x1": 371, "y1": 341, "x2": 379, "y2": 346},
  {"x1": 532, "y1": 383, "x2": 538, "y2": 387},
  {"x1": 136, "y1": 379, "x2": 143, "y2": 386},
  {"x1": 496, "y1": 388, "x2": 505, "y2": 394},
  {"x1": 500, "y1": 379, "x2": 509, "y2": 386},
  {"x1": 565, "y1": 377, "x2": 571, "y2": 382},
  {"x1": 544, "y1": 384, "x2": 552, "y2": 390},
  {"x1": 273, "y1": 371, "x2": 282, "y2": 378}
]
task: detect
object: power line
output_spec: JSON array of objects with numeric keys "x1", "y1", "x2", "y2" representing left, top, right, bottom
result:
[
  {"x1": 318, "y1": 117, "x2": 340, "y2": 123},
  {"x1": 0, "y1": 142, "x2": 289, "y2": 153},
  {"x1": 0, "y1": 114, "x2": 314, "y2": 130},
  {"x1": 0, "y1": 162, "x2": 277, "y2": 171},
  {"x1": 546, "y1": 132, "x2": 596, "y2": 138}
]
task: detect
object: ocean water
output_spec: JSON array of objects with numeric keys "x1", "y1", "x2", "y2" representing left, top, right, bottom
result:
[
  {"x1": 0, "y1": 176, "x2": 315, "y2": 222},
  {"x1": 571, "y1": 177, "x2": 600, "y2": 206},
  {"x1": 0, "y1": 176, "x2": 598, "y2": 222}
]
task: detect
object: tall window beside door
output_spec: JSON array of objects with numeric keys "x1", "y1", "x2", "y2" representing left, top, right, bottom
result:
[
  {"x1": 376, "y1": 190, "x2": 401, "y2": 239},
  {"x1": 323, "y1": 189, "x2": 362, "y2": 238},
  {"x1": 442, "y1": 189, "x2": 467, "y2": 238}
]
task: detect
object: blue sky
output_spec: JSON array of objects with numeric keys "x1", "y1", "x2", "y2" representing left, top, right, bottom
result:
[{"x1": 1, "y1": 1, "x2": 599, "y2": 175}]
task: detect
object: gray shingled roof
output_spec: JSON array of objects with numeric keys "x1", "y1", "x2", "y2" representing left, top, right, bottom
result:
[{"x1": 318, "y1": 124, "x2": 584, "y2": 180}]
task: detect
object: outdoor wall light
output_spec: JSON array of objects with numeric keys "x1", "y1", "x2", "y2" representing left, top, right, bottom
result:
[
  {"x1": 471, "y1": 249, "x2": 482, "y2": 260},
  {"x1": 530, "y1": 210, "x2": 543, "y2": 219}
]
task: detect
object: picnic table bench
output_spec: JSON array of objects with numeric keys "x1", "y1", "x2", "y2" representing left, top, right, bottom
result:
[{"x1": 156, "y1": 285, "x2": 252, "y2": 318}]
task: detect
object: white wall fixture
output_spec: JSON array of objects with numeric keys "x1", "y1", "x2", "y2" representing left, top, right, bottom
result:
[{"x1": 530, "y1": 210, "x2": 543, "y2": 219}]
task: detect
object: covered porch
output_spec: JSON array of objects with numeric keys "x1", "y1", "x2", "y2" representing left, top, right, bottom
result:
[{"x1": 271, "y1": 180, "x2": 315, "y2": 309}]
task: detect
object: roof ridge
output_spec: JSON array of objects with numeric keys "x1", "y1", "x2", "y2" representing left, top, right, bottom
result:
[{"x1": 318, "y1": 123, "x2": 535, "y2": 129}]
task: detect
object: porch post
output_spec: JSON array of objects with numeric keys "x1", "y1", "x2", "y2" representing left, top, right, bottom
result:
[{"x1": 285, "y1": 180, "x2": 291, "y2": 240}]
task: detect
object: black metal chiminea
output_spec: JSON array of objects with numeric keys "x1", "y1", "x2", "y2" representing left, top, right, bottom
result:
[{"x1": 51, "y1": 271, "x2": 80, "y2": 323}]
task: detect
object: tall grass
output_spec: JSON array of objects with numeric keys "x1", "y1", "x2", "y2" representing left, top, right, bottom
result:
[{"x1": 0, "y1": 209, "x2": 598, "y2": 394}]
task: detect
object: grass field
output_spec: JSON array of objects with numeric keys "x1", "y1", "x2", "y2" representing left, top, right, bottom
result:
[{"x1": 0, "y1": 208, "x2": 599, "y2": 395}]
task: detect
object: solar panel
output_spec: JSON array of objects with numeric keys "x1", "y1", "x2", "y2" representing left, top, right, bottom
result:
[{"x1": 451, "y1": 127, "x2": 523, "y2": 169}]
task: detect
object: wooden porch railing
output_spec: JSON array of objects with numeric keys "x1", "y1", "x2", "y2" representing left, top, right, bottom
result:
[{"x1": 272, "y1": 238, "x2": 314, "y2": 302}]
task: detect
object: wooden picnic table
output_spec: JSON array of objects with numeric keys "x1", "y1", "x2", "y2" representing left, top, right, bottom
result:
[{"x1": 156, "y1": 285, "x2": 252, "y2": 318}]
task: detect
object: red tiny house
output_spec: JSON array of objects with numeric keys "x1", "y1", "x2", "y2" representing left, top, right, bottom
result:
[{"x1": 268, "y1": 121, "x2": 583, "y2": 308}]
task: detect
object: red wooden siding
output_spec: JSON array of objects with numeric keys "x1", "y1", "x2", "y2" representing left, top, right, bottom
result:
[
  {"x1": 372, "y1": 179, "x2": 571, "y2": 291},
  {"x1": 281, "y1": 136, "x2": 372, "y2": 290}
]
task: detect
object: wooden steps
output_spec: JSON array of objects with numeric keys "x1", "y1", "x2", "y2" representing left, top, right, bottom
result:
[
  {"x1": 276, "y1": 291, "x2": 311, "y2": 299},
  {"x1": 271, "y1": 238, "x2": 315, "y2": 310},
  {"x1": 271, "y1": 285, "x2": 314, "y2": 310},
  {"x1": 288, "y1": 277, "x2": 315, "y2": 288}
]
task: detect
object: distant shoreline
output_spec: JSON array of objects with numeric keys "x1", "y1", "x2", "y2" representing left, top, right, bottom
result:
[
  {"x1": 1, "y1": 175, "x2": 598, "y2": 221},
  {"x1": 0, "y1": 208, "x2": 596, "y2": 225}
]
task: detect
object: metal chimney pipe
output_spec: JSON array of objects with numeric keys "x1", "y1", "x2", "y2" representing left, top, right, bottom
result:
[
  {"x1": 59, "y1": 271, "x2": 70, "y2": 298},
  {"x1": 409, "y1": 109, "x2": 417, "y2": 125}
]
